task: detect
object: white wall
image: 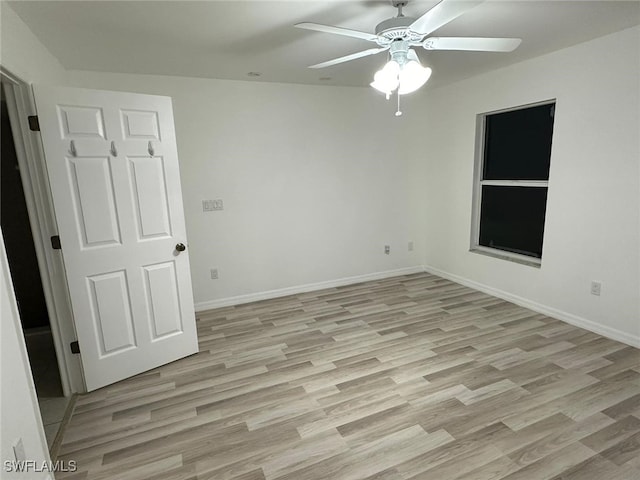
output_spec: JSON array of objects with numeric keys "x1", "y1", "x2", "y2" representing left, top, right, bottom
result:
[
  {"x1": 0, "y1": 3, "x2": 66, "y2": 83},
  {"x1": 0, "y1": 2, "x2": 65, "y2": 470},
  {"x1": 415, "y1": 25, "x2": 640, "y2": 345},
  {"x1": 65, "y1": 71, "x2": 424, "y2": 308},
  {"x1": 1, "y1": 234, "x2": 51, "y2": 479}
]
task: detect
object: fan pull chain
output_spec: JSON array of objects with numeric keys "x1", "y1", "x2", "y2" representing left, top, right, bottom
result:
[{"x1": 395, "y1": 91, "x2": 402, "y2": 117}]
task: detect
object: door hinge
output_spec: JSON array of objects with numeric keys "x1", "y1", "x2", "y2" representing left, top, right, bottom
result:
[
  {"x1": 28, "y1": 115, "x2": 40, "y2": 131},
  {"x1": 70, "y1": 341, "x2": 80, "y2": 354},
  {"x1": 50, "y1": 235, "x2": 61, "y2": 250}
]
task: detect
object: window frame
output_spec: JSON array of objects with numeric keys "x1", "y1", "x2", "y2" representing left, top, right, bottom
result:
[{"x1": 470, "y1": 99, "x2": 556, "y2": 267}]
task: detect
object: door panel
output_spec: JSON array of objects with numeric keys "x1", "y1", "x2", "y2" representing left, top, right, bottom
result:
[
  {"x1": 143, "y1": 261, "x2": 183, "y2": 340},
  {"x1": 87, "y1": 270, "x2": 136, "y2": 355},
  {"x1": 121, "y1": 110, "x2": 160, "y2": 139},
  {"x1": 67, "y1": 156, "x2": 121, "y2": 247},
  {"x1": 128, "y1": 156, "x2": 172, "y2": 239},
  {"x1": 34, "y1": 85, "x2": 198, "y2": 391},
  {"x1": 58, "y1": 105, "x2": 107, "y2": 138}
]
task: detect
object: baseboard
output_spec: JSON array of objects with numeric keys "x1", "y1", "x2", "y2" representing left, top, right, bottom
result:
[
  {"x1": 194, "y1": 266, "x2": 425, "y2": 313},
  {"x1": 49, "y1": 394, "x2": 77, "y2": 461},
  {"x1": 423, "y1": 265, "x2": 640, "y2": 348}
]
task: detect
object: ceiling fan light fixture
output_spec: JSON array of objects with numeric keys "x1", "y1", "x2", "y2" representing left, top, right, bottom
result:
[
  {"x1": 370, "y1": 60, "x2": 400, "y2": 95},
  {"x1": 370, "y1": 51, "x2": 431, "y2": 96},
  {"x1": 398, "y1": 62, "x2": 432, "y2": 95},
  {"x1": 297, "y1": 0, "x2": 523, "y2": 112}
]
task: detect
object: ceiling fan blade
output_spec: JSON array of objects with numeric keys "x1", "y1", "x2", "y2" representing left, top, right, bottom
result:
[
  {"x1": 410, "y1": 0, "x2": 484, "y2": 36},
  {"x1": 295, "y1": 22, "x2": 380, "y2": 42},
  {"x1": 423, "y1": 37, "x2": 522, "y2": 52},
  {"x1": 308, "y1": 47, "x2": 389, "y2": 69}
]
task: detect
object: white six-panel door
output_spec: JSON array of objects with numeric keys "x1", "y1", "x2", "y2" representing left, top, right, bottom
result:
[{"x1": 33, "y1": 85, "x2": 198, "y2": 391}]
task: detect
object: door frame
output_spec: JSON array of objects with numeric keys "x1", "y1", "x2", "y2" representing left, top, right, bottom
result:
[{"x1": 1, "y1": 66, "x2": 85, "y2": 394}]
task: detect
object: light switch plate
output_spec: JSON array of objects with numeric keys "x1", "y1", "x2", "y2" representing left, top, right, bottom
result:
[{"x1": 203, "y1": 199, "x2": 223, "y2": 211}]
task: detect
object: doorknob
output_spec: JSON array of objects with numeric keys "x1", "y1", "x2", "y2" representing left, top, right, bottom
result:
[{"x1": 175, "y1": 243, "x2": 186, "y2": 252}]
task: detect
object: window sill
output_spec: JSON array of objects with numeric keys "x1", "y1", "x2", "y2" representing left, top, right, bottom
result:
[{"x1": 469, "y1": 246, "x2": 541, "y2": 268}]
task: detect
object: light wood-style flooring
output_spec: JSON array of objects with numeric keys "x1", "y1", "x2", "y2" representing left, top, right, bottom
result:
[{"x1": 56, "y1": 273, "x2": 640, "y2": 479}]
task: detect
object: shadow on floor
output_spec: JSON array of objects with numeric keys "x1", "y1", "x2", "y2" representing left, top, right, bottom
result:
[{"x1": 24, "y1": 328, "x2": 71, "y2": 447}]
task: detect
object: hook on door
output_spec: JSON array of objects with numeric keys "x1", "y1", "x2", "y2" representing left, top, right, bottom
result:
[
  {"x1": 110, "y1": 141, "x2": 118, "y2": 157},
  {"x1": 148, "y1": 141, "x2": 155, "y2": 157},
  {"x1": 69, "y1": 140, "x2": 77, "y2": 157}
]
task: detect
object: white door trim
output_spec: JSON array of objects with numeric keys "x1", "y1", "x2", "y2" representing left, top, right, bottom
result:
[{"x1": 1, "y1": 67, "x2": 85, "y2": 394}]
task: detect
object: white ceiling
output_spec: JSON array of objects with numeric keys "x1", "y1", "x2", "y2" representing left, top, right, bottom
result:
[{"x1": 8, "y1": 0, "x2": 640, "y2": 88}]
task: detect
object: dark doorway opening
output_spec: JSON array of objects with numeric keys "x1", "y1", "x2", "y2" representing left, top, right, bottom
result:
[{"x1": 1, "y1": 82, "x2": 68, "y2": 448}]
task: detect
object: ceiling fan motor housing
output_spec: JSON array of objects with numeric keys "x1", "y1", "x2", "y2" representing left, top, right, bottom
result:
[{"x1": 375, "y1": 16, "x2": 417, "y2": 41}]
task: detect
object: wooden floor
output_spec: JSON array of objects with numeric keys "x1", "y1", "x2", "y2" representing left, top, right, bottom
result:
[{"x1": 56, "y1": 273, "x2": 640, "y2": 480}]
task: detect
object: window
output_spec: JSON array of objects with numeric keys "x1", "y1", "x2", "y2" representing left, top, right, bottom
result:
[{"x1": 471, "y1": 101, "x2": 555, "y2": 265}]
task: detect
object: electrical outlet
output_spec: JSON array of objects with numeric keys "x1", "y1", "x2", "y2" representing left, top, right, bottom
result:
[
  {"x1": 408, "y1": 241, "x2": 414, "y2": 251},
  {"x1": 210, "y1": 268, "x2": 219, "y2": 280},
  {"x1": 590, "y1": 281, "x2": 602, "y2": 296},
  {"x1": 384, "y1": 245, "x2": 390, "y2": 255},
  {"x1": 213, "y1": 199, "x2": 224, "y2": 210}
]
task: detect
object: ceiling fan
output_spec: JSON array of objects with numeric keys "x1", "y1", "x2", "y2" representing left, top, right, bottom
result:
[{"x1": 296, "y1": 0, "x2": 521, "y2": 103}]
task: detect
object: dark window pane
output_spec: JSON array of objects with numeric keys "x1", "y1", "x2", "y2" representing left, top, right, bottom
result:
[
  {"x1": 483, "y1": 104, "x2": 554, "y2": 180},
  {"x1": 479, "y1": 186, "x2": 548, "y2": 258}
]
